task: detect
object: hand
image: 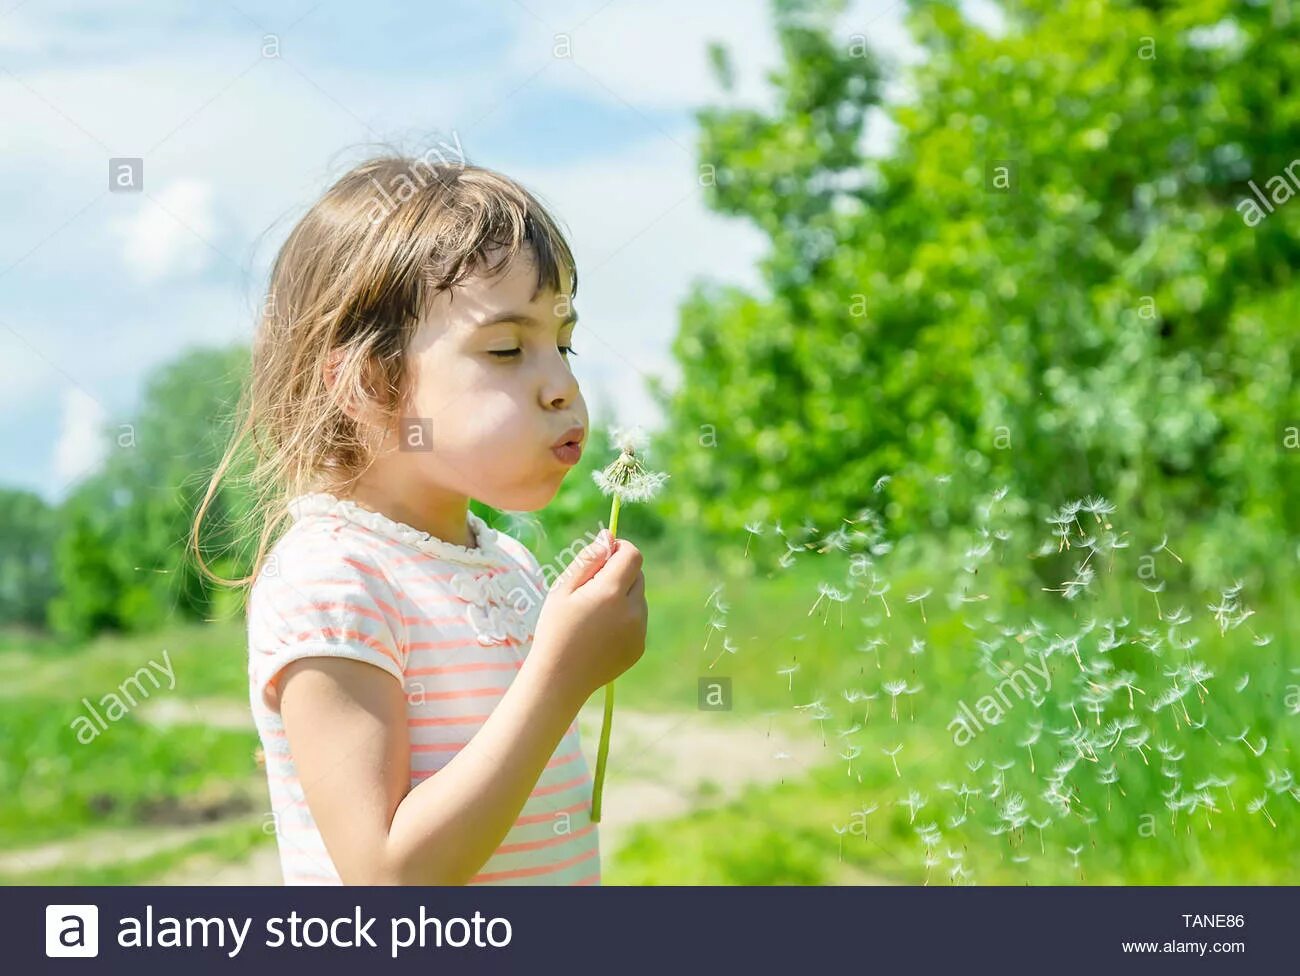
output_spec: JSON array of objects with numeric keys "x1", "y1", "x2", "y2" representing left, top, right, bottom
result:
[{"x1": 530, "y1": 529, "x2": 647, "y2": 701}]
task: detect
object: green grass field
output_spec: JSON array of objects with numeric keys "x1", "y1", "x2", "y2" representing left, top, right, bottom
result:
[{"x1": 2, "y1": 507, "x2": 1297, "y2": 885}]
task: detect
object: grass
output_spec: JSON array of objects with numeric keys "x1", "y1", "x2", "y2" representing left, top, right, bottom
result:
[
  {"x1": 2, "y1": 496, "x2": 1296, "y2": 884},
  {"x1": 611, "y1": 499, "x2": 1299, "y2": 884}
]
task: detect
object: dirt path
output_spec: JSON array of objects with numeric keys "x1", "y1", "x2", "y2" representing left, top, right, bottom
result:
[{"x1": 159, "y1": 702, "x2": 836, "y2": 885}]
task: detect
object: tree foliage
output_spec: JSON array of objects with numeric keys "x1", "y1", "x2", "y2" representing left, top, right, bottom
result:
[{"x1": 657, "y1": 0, "x2": 1300, "y2": 570}]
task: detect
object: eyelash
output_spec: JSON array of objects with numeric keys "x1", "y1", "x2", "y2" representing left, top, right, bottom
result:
[{"x1": 489, "y1": 345, "x2": 578, "y2": 359}]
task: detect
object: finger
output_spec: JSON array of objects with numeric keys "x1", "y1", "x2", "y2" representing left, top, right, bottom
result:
[
  {"x1": 558, "y1": 529, "x2": 615, "y2": 591},
  {"x1": 627, "y1": 570, "x2": 646, "y2": 602},
  {"x1": 597, "y1": 538, "x2": 643, "y2": 592}
]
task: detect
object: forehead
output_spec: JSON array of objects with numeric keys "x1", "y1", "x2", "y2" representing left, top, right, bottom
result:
[{"x1": 424, "y1": 248, "x2": 572, "y2": 334}]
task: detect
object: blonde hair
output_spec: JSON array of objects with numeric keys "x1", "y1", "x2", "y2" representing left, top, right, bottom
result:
[{"x1": 191, "y1": 153, "x2": 577, "y2": 594}]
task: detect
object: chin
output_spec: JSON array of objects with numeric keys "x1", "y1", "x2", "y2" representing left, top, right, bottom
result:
[{"x1": 490, "y1": 480, "x2": 563, "y2": 514}]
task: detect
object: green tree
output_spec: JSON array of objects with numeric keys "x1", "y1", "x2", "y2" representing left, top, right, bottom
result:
[
  {"x1": 0, "y1": 489, "x2": 58, "y2": 628},
  {"x1": 48, "y1": 346, "x2": 254, "y2": 638},
  {"x1": 658, "y1": 0, "x2": 1300, "y2": 569}
]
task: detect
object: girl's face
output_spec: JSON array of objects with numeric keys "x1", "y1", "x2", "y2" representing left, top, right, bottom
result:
[{"x1": 393, "y1": 249, "x2": 588, "y2": 512}]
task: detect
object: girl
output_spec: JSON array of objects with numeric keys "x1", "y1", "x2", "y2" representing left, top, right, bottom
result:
[{"x1": 193, "y1": 155, "x2": 648, "y2": 885}]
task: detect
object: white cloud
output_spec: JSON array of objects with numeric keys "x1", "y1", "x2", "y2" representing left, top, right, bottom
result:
[
  {"x1": 53, "y1": 387, "x2": 108, "y2": 487},
  {"x1": 108, "y1": 178, "x2": 219, "y2": 282}
]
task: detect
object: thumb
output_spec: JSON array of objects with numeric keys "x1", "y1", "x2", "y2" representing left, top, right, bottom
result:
[{"x1": 557, "y1": 529, "x2": 615, "y2": 592}]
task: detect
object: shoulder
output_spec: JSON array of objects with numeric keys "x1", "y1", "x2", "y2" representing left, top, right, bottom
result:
[{"x1": 248, "y1": 515, "x2": 402, "y2": 623}]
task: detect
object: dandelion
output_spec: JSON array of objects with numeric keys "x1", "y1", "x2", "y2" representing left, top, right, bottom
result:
[
  {"x1": 1247, "y1": 795, "x2": 1277, "y2": 828},
  {"x1": 777, "y1": 662, "x2": 800, "y2": 691},
  {"x1": 882, "y1": 680, "x2": 909, "y2": 722},
  {"x1": 883, "y1": 743, "x2": 903, "y2": 777},
  {"x1": 1151, "y1": 533, "x2": 1183, "y2": 564},
  {"x1": 1142, "y1": 579, "x2": 1166, "y2": 620},
  {"x1": 743, "y1": 520, "x2": 764, "y2": 557},
  {"x1": 1096, "y1": 763, "x2": 1121, "y2": 810},
  {"x1": 1019, "y1": 721, "x2": 1043, "y2": 773},
  {"x1": 772, "y1": 750, "x2": 793, "y2": 785},
  {"x1": 588, "y1": 426, "x2": 668, "y2": 824},
  {"x1": 923, "y1": 851, "x2": 942, "y2": 885},
  {"x1": 1233, "y1": 727, "x2": 1268, "y2": 758},
  {"x1": 857, "y1": 636, "x2": 885, "y2": 670},
  {"x1": 1124, "y1": 728, "x2": 1151, "y2": 765},
  {"x1": 896, "y1": 789, "x2": 927, "y2": 824},
  {"x1": 702, "y1": 614, "x2": 727, "y2": 654},
  {"x1": 868, "y1": 573, "x2": 891, "y2": 616},
  {"x1": 709, "y1": 636, "x2": 738, "y2": 671},
  {"x1": 809, "y1": 582, "x2": 849, "y2": 627},
  {"x1": 873, "y1": 474, "x2": 891, "y2": 493},
  {"x1": 839, "y1": 743, "x2": 862, "y2": 778},
  {"x1": 1197, "y1": 774, "x2": 1236, "y2": 811},
  {"x1": 1021, "y1": 815, "x2": 1049, "y2": 854},
  {"x1": 794, "y1": 697, "x2": 831, "y2": 744},
  {"x1": 904, "y1": 682, "x2": 923, "y2": 722},
  {"x1": 906, "y1": 587, "x2": 933, "y2": 623},
  {"x1": 859, "y1": 690, "x2": 879, "y2": 723}
]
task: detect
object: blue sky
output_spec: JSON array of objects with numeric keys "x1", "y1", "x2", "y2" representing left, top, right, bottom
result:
[{"x1": 0, "y1": 0, "x2": 916, "y2": 502}]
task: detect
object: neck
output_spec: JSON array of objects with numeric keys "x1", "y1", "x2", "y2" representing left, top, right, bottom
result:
[{"x1": 345, "y1": 469, "x2": 475, "y2": 549}]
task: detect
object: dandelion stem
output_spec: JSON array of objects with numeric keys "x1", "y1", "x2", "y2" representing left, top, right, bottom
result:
[{"x1": 591, "y1": 495, "x2": 622, "y2": 822}]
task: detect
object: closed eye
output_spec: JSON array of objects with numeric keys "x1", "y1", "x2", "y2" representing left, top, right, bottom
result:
[{"x1": 488, "y1": 345, "x2": 578, "y2": 359}]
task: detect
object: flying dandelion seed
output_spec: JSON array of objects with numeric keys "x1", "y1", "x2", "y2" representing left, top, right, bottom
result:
[
  {"x1": 1151, "y1": 533, "x2": 1184, "y2": 564},
  {"x1": 1019, "y1": 722, "x2": 1042, "y2": 773},
  {"x1": 906, "y1": 588, "x2": 932, "y2": 622},
  {"x1": 1142, "y1": 579, "x2": 1167, "y2": 620},
  {"x1": 882, "y1": 680, "x2": 909, "y2": 722},
  {"x1": 832, "y1": 822, "x2": 849, "y2": 860},
  {"x1": 896, "y1": 789, "x2": 927, "y2": 824},
  {"x1": 709, "y1": 636, "x2": 739, "y2": 671},
  {"x1": 840, "y1": 743, "x2": 862, "y2": 777},
  {"x1": 777, "y1": 662, "x2": 800, "y2": 691},
  {"x1": 588, "y1": 425, "x2": 668, "y2": 824},
  {"x1": 1247, "y1": 795, "x2": 1277, "y2": 828},
  {"x1": 743, "y1": 521, "x2": 764, "y2": 557},
  {"x1": 883, "y1": 743, "x2": 903, "y2": 777},
  {"x1": 702, "y1": 614, "x2": 727, "y2": 655}
]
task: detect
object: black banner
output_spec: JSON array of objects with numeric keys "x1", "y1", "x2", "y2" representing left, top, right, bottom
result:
[{"x1": 12, "y1": 886, "x2": 1295, "y2": 974}]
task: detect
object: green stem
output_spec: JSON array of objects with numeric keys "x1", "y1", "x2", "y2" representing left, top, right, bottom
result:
[
  {"x1": 590, "y1": 493, "x2": 623, "y2": 823},
  {"x1": 590, "y1": 680, "x2": 615, "y2": 822}
]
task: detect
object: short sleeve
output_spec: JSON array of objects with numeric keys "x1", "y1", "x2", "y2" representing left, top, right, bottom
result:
[{"x1": 248, "y1": 535, "x2": 408, "y2": 714}]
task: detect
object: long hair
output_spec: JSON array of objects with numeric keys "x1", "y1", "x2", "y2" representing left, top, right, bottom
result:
[{"x1": 190, "y1": 153, "x2": 577, "y2": 595}]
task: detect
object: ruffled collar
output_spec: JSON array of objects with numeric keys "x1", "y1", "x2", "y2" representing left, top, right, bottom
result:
[{"x1": 287, "y1": 491, "x2": 509, "y2": 569}]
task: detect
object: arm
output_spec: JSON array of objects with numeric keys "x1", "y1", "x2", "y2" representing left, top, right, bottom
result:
[
  {"x1": 277, "y1": 649, "x2": 585, "y2": 885},
  {"x1": 274, "y1": 530, "x2": 646, "y2": 885}
]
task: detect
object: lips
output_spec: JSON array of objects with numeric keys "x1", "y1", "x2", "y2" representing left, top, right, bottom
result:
[{"x1": 551, "y1": 425, "x2": 585, "y2": 465}]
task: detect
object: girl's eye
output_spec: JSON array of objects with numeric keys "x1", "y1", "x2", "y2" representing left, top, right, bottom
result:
[{"x1": 488, "y1": 345, "x2": 578, "y2": 360}]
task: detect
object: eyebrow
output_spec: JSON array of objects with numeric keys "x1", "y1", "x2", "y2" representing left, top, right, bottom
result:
[{"x1": 474, "y1": 310, "x2": 578, "y2": 329}]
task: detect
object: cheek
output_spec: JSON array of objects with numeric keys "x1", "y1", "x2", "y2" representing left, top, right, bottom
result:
[{"x1": 411, "y1": 376, "x2": 536, "y2": 462}]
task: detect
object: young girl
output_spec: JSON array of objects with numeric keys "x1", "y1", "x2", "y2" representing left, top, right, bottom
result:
[{"x1": 193, "y1": 155, "x2": 648, "y2": 885}]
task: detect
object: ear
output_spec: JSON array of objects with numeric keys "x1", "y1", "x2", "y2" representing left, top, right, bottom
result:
[{"x1": 323, "y1": 347, "x2": 385, "y2": 428}]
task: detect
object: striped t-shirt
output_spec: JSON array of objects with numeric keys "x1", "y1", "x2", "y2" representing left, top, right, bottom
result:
[{"x1": 246, "y1": 491, "x2": 600, "y2": 885}]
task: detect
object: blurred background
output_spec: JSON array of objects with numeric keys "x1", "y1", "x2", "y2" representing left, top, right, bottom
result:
[{"x1": 1, "y1": 0, "x2": 1297, "y2": 885}]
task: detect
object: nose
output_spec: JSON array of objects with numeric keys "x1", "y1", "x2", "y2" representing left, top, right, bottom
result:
[{"x1": 540, "y1": 349, "x2": 580, "y2": 410}]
